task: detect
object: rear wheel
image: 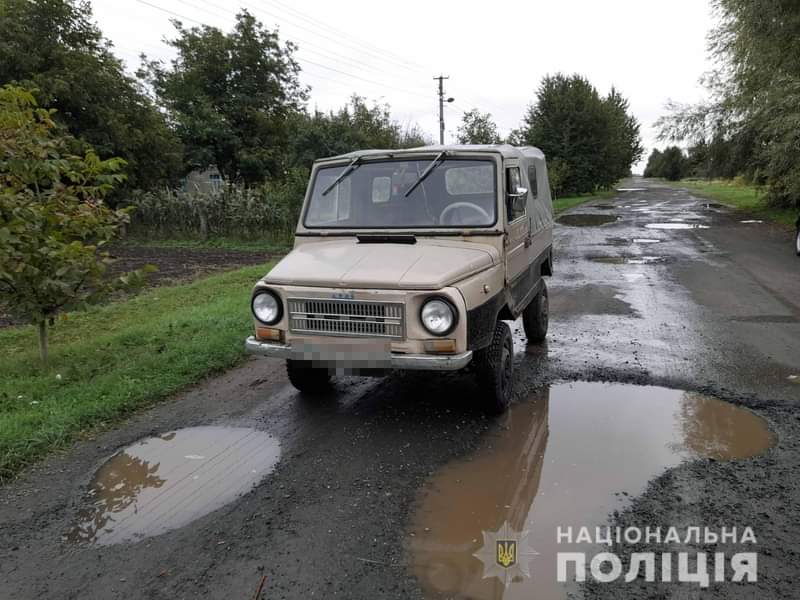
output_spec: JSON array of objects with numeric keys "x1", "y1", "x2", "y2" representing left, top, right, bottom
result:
[
  {"x1": 522, "y1": 281, "x2": 549, "y2": 344},
  {"x1": 474, "y1": 321, "x2": 514, "y2": 414},
  {"x1": 286, "y1": 359, "x2": 332, "y2": 394}
]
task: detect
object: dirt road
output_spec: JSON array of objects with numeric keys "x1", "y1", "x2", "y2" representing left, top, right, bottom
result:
[{"x1": 1, "y1": 180, "x2": 798, "y2": 599}]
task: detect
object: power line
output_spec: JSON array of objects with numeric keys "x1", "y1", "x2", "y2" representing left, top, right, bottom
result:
[
  {"x1": 298, "y1": 56, "x2": 431, "y2": 100},
  {"x1": 134, "y1": 0, "x2": 206, "y2": 26},
  {"x1": 132, "y1": 0, "x2": 435, "y2": 102},
  {"x1": 241, "y1": 0, "x2": 426, "y2": 74},
  {"x1": 225, "y1": 0, "x2": 427, "y2": 75},
  {"x1": 258, "y1": 0, "x2": 428, "y2": 72}
]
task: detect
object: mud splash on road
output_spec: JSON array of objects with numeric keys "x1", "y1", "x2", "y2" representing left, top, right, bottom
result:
[
  {"x1": 558, "y1": 214, "x2": 620, "y2": 227},
  {"x1": 66, "y1": 426, "x2": 280, "y2": 545},
  {"x1": 407, "y1": 382, "x2": 773, "y2": 599}
]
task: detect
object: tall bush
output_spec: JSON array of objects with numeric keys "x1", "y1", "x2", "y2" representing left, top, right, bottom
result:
[{"x1": 0, "y1": 86, "x2": 146, "y2": 363}]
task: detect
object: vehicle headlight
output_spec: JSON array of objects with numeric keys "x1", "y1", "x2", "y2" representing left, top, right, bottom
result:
[
  {"x1": 252, "y1": 290, "x2": 282, "y2": 325},
  {"x1": 420, "y1": 298, "x2": 457, "y2": 336}
]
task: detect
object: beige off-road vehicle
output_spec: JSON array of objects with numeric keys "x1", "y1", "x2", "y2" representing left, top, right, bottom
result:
[{"x1": 245, "y1": 145, "x2": 553, "y2": 412}]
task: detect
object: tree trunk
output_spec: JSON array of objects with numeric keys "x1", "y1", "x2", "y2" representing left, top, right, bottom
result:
[{"x1": 38, "y1": 320, "x2": 48, "y2": 365}]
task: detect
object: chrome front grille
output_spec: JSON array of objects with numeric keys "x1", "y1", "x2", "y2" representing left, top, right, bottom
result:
[{"x1": 287, "y1": 298, "x2": 404, "y2": 339}]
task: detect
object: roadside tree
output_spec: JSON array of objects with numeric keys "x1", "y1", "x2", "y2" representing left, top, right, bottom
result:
[
  {"x1": 0, "y1": 86, "x2": 147, "y2": 364},
  {"x1": 140, "y1": 10, "x2": 307, "y2": 184},
  {"x1": 656, "y1": 0, "x2": 800, "y2": 208},
  {"x1": 288, "y1": 95, "x2": 431, "y2": 169},
  {"x1": 0, "y1": 0, "x2": 183, "y2": 191},
  {"x1": 456, "y1": 109, "x2": 502, "y2": 144},
  {"x1": 643, "y1": 149, "x2": 664, "y2": 178},
  {"x1": 516, "y1": 74, "x2": 641, "y2": 195}
]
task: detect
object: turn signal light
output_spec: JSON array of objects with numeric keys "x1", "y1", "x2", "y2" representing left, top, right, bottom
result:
[
  {"x1": 256, "y1": 327, "x2": 283, "y2": 342},
  {"x1": 424, "y1": 339, "x2": 457, "y2": 354}
]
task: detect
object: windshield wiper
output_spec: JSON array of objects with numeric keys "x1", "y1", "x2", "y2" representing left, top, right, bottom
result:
[
  {"x1": 404, "y1": 151, "x2": 446, "y2": 197},
  {"x1": 321, "y1": 156, "x2": 361, "y2": 196}
]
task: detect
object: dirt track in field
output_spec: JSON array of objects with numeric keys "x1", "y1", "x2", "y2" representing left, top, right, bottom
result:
[{"x1": 0, "y1": 244, "x2": 275, "y2": 328}]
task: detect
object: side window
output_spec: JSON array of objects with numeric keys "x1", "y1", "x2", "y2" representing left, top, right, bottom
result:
[
  {"x1": 506, "y1": 167, "x2": 525, "y2": 222},
  {"x1": 527, "y1": 165, "x2": 538, "y2": 199}
]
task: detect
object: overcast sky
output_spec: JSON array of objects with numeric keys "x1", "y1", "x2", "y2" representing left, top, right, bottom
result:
[{"x1": 91, "y1": 0, "x2": 716, "y2": 172}]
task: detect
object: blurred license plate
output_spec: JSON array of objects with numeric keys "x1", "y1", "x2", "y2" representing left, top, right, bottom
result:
[{"x1": 289, "y1": 338, "x2": 391, "y2": 370}]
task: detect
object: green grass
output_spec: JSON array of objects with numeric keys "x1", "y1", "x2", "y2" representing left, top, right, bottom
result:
[
  {"x1": 0, "y1": 261, "x2": 275, "y2": 482},
  {"x1": 679, "y1": 179, "x2": 797, "y2": 227},
  {"x1": 552, "y1": 190, "x2": 616, "y2": 214},
  {"x1": 122, "y1": 236, "x2": 291, "y2": 253}
]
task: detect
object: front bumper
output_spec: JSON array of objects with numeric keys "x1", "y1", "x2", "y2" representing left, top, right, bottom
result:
[{"x1": 244, "y1": 336, "x2": 472, "y2": 371}]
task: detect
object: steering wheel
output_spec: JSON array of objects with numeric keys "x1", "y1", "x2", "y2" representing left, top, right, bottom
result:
[{"x1": 439, "y1": 202, "x2": 491, "y2": 225}]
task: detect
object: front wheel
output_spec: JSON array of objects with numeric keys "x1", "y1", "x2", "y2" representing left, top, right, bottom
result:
[
  {"x1": 522, "y1": 281, "x2": 549, "y2": 344},
  {"x1": 474, "y1": 321, "x2": 514, "y2": 414},
  {"x1": 286, "y1": 359, "x2": 332, "y2": 394}
]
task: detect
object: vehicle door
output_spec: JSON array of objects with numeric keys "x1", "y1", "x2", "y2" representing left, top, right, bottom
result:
[{"x1": 504, "y1": 161, "x2": 531, "y2": 287}]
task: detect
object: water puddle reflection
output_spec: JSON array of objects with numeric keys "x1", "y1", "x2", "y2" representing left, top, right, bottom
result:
[
  {"x1": 645, "y1": 222, "x2": 709, "y2": 230},
  {"x1": 408, "y1": 382, "x2": 773, "y2": 599},
  {"x1": 588, "y1": 256, "x2": 667, "y2": 265},
  {"x1": 67, "y1": 426, "x2": 280, "y2": 545}
]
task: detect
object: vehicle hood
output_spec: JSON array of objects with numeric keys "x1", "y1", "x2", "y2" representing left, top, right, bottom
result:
[{"x1": 264, "y1": 238, "x2": 498, "y2": 289}]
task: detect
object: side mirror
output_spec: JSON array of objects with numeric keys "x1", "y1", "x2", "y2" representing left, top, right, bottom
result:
[{"x1": 508, "y1": 187, "x2": 528, "y2": 212}]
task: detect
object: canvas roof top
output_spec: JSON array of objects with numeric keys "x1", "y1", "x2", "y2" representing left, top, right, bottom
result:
[{"x1": 316, "y1": 144, "x2": 545, "y2": 164}]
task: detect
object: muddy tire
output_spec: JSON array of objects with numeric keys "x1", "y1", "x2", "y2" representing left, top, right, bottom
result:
[
  {"x1": 474, "y1": 320, "x2": 514, "y2": 414},
  {"x1": 286, "y1": 360, "x2": 332, "y2": 394},
  {"x1": 522, "y1": 281, "x2": 549, "y2": 344}
]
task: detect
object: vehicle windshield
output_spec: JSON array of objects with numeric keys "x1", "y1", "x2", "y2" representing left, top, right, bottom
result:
[{"x1": 304, "y1": 158, "x2": 497, "y2": 229}]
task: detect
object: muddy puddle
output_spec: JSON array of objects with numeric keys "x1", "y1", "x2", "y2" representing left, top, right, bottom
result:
[
  {"x1": 408, "y1": 382, "x2": 773, "y2": 599},
  {"x1": 588, "y1": 255, "x2": 667, "y2": 265},
  {"x1": 645, "y1": 222, "x2": 709, "y2": 230},
  {"x1": 616, "y1": 188, "x2": 647, "y2": 192},
  {"x1": 557, "y1": 214, "x2": 619, "y2": 227},
  {"x1": 66, "y1": 426, "x2": 280, "y2": 545},
  {"x1": 604, "y1": 237, "x2": 661, "y2": 247}
]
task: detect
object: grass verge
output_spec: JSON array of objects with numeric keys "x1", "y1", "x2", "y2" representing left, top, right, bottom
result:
[
  {"x1": 679, "y1": 179, "x2": 797, "y2": 227},
  {"x1": 553, "y1": 190, "x2": 616, "y2": 215},
  {"x1": 0, "y1": 261, "x2": 274, "y2": 482}
]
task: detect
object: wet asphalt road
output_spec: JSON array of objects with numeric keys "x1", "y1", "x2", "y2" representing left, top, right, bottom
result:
[{"x1": 1, "y1": 179, "x2": 799, "y2": 599}]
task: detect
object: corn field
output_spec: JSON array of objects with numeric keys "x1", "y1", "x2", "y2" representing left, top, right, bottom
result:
[{"x1": 125, "y1": 180, "x2": 305, "y2": 243}]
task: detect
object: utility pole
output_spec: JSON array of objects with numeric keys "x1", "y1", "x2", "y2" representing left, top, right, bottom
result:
[{"x1": 434, "y1": 75, "x2": 454, "y2": 145}]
